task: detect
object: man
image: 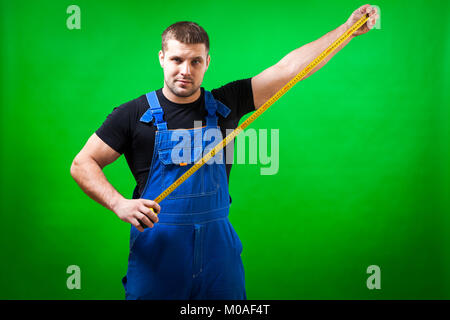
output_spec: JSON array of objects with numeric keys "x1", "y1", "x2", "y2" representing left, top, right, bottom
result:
[{"x1": 70, "y1": 5, "x2": 378, "y2": 299}]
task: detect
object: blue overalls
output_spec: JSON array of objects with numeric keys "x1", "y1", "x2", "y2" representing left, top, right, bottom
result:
[{"x1": 121, "y1": 90, "x2": 246, "y2": 300}]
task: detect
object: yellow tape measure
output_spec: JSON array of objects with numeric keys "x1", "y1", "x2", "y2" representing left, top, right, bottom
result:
[{"x1": 144, "y1": 14, "x2": 369, "y2": 223}]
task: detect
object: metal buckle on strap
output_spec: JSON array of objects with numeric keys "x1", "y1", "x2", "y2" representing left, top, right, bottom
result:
[{"x1": 151, "y1": 107, "x2": 163, "y2": 114}]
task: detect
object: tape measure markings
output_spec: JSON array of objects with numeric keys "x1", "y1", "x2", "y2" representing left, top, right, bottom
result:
[{"x1": 151, "y1": 14, "x2": 369, "y2": 208}]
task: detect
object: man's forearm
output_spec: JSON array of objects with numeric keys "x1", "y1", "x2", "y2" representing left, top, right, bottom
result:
[
  {"x1": 70, "y1": 157, "x2": 124, "y2": 213},
  {"x1": 252, "y1": 23, "x2": 355, "y2": 108},
  {"x1": 278, "y1": 23, "x2": 353, "y2": 81}
]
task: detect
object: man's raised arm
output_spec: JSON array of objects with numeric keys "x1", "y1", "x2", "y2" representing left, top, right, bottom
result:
[{"x1": 251, "y1": 4, "x2": 379, "y2": 109}]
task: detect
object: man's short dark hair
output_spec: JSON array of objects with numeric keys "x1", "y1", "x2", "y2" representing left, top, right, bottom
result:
[{"x1": 161, "y1": 21, "x2": 210, "y2": 54}]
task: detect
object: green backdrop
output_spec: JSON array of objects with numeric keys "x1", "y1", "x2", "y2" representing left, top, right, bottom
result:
[{"x1": 1, "y1": 0, "x2": 449, "y2": 299}]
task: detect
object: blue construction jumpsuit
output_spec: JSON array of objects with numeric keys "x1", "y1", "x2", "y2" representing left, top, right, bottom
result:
[{"x1": 121, "y1": 90, "x2": 246, "y2": 300}]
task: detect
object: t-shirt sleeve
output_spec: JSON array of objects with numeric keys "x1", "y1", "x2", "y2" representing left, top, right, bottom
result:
[
  {"x1": 95, "y1": 100, "x2": 135, "y2": 154},
  {"x1": 211, "y1": 78, "x2": 255, "y2": 121}
]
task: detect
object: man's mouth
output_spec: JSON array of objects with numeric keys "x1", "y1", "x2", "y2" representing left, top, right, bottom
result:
[{"x1": 176, "y1": 79, "x2": 192, "y2": 84}]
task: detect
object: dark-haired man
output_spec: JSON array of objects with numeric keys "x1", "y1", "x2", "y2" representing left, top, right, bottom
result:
[{"x1": 70, "y1": 5, "x2": 378, "y2": 299}]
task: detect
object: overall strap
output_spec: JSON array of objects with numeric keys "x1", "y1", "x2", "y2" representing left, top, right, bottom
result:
[
  {"x1": 139, "y1": 91, "x2": 168, "y2": 131},
  {"x1": 204, "y1": 91, "x2": 231, "y2": 127}
]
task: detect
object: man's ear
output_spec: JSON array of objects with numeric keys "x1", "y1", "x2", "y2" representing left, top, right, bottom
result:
[
  {"x1": 159, "y1": 50, "x2": 164, "y2": 68},
  {"x1": 205, "y1": 54, "x2": 211, "y2": 71}
]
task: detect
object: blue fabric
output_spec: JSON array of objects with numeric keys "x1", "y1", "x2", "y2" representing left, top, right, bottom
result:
[
  {"x1": 205, "y1": 90, "x2": 231, "y2": 118},
  {"x1": 144, "y1": 91, "x2": 167, "y2": 131},
  {"x1": 122, "y1": 90, "x2": 245, "y2": 300},
  {"x1": 139, "y1": 109, "x2": 153, "y2": 123}
]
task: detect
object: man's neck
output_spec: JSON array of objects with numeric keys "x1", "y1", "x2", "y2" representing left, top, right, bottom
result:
[{"x1": 162, "y1": 86, "x2": 201, "y2": 104}]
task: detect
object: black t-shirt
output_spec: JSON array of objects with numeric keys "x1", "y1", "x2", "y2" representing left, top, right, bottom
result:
[{"x1": 96, "y1": 78, "x2": 255, "y2": 199}]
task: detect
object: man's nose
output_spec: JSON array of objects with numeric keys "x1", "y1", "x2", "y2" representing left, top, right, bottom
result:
[{"x1": 180, "y1": 61, "x2": 191, "y2": 76}]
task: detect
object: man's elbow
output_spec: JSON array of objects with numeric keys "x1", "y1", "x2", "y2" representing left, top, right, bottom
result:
[
  {"x1": 70, "y1": 154, "x2": 90, "y2": 181},
  {"x1": 70, "y1": 156, "x2": 81, "y2": 180}
]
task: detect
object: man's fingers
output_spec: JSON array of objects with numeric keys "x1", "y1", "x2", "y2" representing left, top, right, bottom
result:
[
  {"x1": 139, "y1": 206, "x2": 159, "y2": 223},
  {"x1": 367, "y1": 14, "x2": 379, "y2": 29},
  {"x1": 137, "y1": 213, "x2": 154, "y2": 228},
  {"x1": 359, "y1": 4, "x2": 371, "y2": 14},
  {"x1": 141, "y1": 199, "x2": 161, "y2": 214},
  {"x1": 131, "y1": 218, "x2": 145, "y2": 232},
  {"x1": 352, "y1": 5, "x2": 372, "y2": 23}
]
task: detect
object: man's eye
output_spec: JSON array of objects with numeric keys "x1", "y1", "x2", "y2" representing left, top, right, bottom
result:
[{"x1": 193, "y1": 60, "x2": 200, "y2": 64}]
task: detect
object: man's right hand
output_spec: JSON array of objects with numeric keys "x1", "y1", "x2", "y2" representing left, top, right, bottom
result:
[{"x1": 113, "y1": 198, "x2": 161, "y2": 232}]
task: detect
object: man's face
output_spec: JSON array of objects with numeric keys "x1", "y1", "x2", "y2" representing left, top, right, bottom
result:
[{"x1": 159, "y1": 39, "x2": 210, "y2": 99}]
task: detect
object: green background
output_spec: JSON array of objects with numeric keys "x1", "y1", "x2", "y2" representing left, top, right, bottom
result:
[{"x1": 1, "y1": 0, "x2": 449, "y2": 299}]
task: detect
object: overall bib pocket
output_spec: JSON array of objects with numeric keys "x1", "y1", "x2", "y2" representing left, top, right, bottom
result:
[{"x1": 158, "y1": 147, "x2": 219, "y2": 199}]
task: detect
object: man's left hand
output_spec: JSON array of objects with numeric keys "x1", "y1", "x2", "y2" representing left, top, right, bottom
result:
[{"x1": 346, "y1": 4, "x2": 379, "y2": 37}]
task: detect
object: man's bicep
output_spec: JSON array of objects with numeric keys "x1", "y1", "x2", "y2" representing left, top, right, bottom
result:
[
  {"x1": 251, "y1": 64, "x2": 288, "y2": 109},
  {"x1": 76, "y1": 133, "x2": 121, "y2": 169}
]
